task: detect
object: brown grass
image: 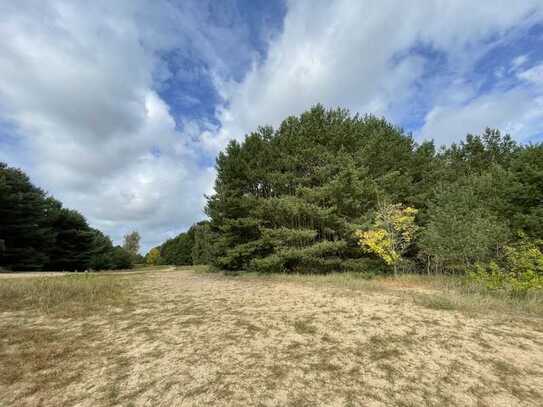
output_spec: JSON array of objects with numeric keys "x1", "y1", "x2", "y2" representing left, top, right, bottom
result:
[
  {"x1": 237, "y1": 271, "x2": 543, "y2": 317},
  {"x1": 0, "y1": 273, "x2": 132, "y2": 315},
  {"x1": 1, "y1": 267, "x2": 542, "y2": 406}
]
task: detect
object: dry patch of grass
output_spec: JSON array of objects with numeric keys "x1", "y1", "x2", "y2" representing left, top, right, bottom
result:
[
  {"x1": 1, "y1": 267, "x2": 543, "y2": 406},
  {"x1": 235, "y1": 269, "x2": 543, "y2": 317},
  {"x1": 0, "y1": 273, "x2": 132, "y2": 315},
  {"x1": 0, "y1": 273, "x2": 136, "y2": 405}
]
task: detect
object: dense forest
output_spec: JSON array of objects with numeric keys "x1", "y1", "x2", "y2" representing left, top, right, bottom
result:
[
  {"x1": 3, "y1": 104, "x2": 543, "y2": 291},
  {"x1": 162, "y1": 105, "x2": 542, "y2": 291},
  {"x1": 145, "y1": 221, "x2": 212, "y2": 266},
  {"x1": 0, "y1": 163, "x2": 133, "y2": 271}
]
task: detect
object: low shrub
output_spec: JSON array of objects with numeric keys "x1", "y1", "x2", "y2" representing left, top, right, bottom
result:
[
  {"x1": 468, "y1": 238, "x2": 543, "y2": 297},
  {"x1": 249, "y1": 255, "x2": 285, "y2": 273}
]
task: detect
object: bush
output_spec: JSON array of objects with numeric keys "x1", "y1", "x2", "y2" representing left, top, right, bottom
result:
[
  {"x1": 109, "y1": 246, "x2": 133, "y2": 270},
  {"x1": 249, "y1": 255, "x2": 285, "y2": 273},
  {"x1": 468, "y1": 238, "x2": 543, "y2": 297},
  {"x1": 340, "y1": 258, "x2": 382, "y2": 276}
]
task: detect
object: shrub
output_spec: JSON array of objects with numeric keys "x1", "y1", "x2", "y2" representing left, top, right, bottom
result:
[
  {"x1": 249, "y1": 255, "x2": 285, "y2": 273},
  {"x1": 340, "y1": 258, "x2": 382, "y2": 276},
  {"x1": 468, "y1": 238, "x2": 543, "y2": 297}
]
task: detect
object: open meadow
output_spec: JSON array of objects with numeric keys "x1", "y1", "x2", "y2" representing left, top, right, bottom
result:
[{"x1": 1, "y1": 267, "x2": 542, "y2": 407}]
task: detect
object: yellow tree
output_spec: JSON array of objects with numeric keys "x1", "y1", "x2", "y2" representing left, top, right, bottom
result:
[
  {"x1": 355, "y1": 203, "x2": 418, "y2": 276},
  {"x1": 146, "y1": 247, "x2": 161, "y2": 266}
]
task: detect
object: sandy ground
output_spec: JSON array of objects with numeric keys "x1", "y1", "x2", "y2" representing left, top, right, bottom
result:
[{"x1": 1, "y1": 268, "x2": 543, "y2": 406}]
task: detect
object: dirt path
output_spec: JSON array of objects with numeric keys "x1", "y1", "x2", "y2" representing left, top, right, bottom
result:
[
  {"x1": 2, "y1": 268, "x2": 543, "y2": 406},
  {"x1": 0, "y1": 271, "x2": 69, "y2": 279}
]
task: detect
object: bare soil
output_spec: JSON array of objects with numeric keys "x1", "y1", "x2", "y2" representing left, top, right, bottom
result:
[{"x1": 1, "y1": 268, "x2": 543, "y2": 406}]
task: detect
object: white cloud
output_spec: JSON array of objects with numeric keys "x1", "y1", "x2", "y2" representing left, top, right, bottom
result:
[
  {"x1": 2, "y1": 0, "x2": 543, "y2": 253},
  {"x1": 203, "y1": 0, "x2": 543, "y2": 153},
  {"x1": 0, "y1": 0, "x2": 219, "y2": 251},
  {"x1": 518, "y1": 63, "x2": 543, "y2": 85},
  {"x1": 512, "y1": 54, "x2": 529, "y2": 70},
  {"x1": 419, "y1": 89, "x2": 543, "y2": 146}
]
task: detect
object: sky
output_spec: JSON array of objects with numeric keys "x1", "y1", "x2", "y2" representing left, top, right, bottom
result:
[{"x1": 1, "y1": 1, "x2": 543, "y2": 253}]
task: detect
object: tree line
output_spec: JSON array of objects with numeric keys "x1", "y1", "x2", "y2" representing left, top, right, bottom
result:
[
  {"x1": 172, "y1": 105, "x2": 541, "y2": 291},
  {"x1": 145, "y1": 221, "x2": 212, "y2": 266},
  {"x1": 0, "y1": 162, "x2": 137, "y2": 271}
]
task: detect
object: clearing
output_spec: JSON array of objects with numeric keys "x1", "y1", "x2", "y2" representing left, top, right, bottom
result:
[{"x1": 1, "y1": 267, "x2": 543, "y2": 406}]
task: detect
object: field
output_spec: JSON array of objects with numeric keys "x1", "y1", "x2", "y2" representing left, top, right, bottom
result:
[{"x1": 1, "y1": 267, "x2": 543, "y2": 406}]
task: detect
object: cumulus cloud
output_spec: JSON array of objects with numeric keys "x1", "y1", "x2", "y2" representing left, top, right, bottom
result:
[
  {"x1": 204, "y1": 0, "x2": 543, "y2": 152},
  {"x1": 0, "y1": 0, "x2": 220, "y2": 251},
  {"x1": 2, "y1": 0, "x2": 543, "y2": 252},
  {"x1": 419, "y1": 89, "x2": 543, "y2": 146}
]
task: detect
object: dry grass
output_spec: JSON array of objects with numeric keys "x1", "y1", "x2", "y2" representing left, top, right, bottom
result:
[
  {"x1": 1, "y1": 267, "x2": 543, "y2": 406},
  {"x1": 235, "y1": 270, "x2": 543, "y2": 317},
  {"x1": 0, "y1": 273, "x2": 132, "y2": 315}
]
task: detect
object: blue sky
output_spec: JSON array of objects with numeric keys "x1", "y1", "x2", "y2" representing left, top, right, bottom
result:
[{"x1": 1, "y1": 1, "x2": 543, "y2": 252}]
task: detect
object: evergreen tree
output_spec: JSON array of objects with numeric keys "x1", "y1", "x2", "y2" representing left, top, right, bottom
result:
[
  {"x1": 206, "y1": 105, "x2": 424, "y2": 273},
  {"x1": 204, "y1": 105, "x2": 541, "y2": 275},
  {"x1": 0, "y1": 163, "x2": 55, "y2": 270},
  {"x1": 191, "y1": 221, "x2": 214, "y2": 265},
  {"x1": 0, "y1": 162, "x2": 131, "y2": 271},
  {"x1": 45, "y1": 205, "x2": 95, "y2": 271}
]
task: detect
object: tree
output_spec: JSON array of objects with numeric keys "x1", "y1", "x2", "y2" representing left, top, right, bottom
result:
[
  {"x1": 88, "y1": 229, "x2": 115, "y2": 270},
  {"x1": 109, "y1": 246, "x2": 133, "y2": 269},
  {"x1": 0, "y1": 162, "x2": 127, "y2": 271},
  {"x1": 123, "y1": 231, "x2": 140, "y2": 256},
  {"x1": 508, "y1": 145, "x2": 543, "y2": 238},
  {"x1": 141, "y1": 106, "x2": 539, "y2": 277},
  {"x1": 0, "y1": 163, "x2": 55, "y2": 270},
  {"x1": 160, "y1": 228, "x2": 195, "y2": 265},
  {"x1": 192, "y1": 221, "x2": 214, "y2": 265},
  {"x1": 205, "y1": 106, "x2": 420, "y2": 273},
  {"x1": 145, "y1": 247, "x2": 161, "y2": 265},
  {"x1": 355, "y1": 203, "x2": 418, "y2": 275},
  {"x1": 45, "y1": 205, "x2": 95, "y2": 271},
  {"x1": 419, "y1": 175, "x2": 509, "y2": 272}
]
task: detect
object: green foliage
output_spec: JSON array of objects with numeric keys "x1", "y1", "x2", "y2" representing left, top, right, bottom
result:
[
  {"x1": 109, "y1": 246, "x2": 133, "y2": 269},
  {"x1": 0, "y1": 162, "x2": 131, "y2": 271},
  {"x1": 249, "y1": 254, "x2": 285, "y2": 273},
  {"x1": 45, "y1": 205, "x2": 95, "y2": 271},
  {"x1": 206, "y1": 105, "x2": 424, "y2": 273},
  {"x1": 468, "y1": 238, "x2": 543, "y2": 297},
  {"x1": 420, "y1": 172, "x2": 510, "y2": 271},
  {"x1": 151, "y1": 220, "x2": 216, "y2": 267},
  {"x1": 0, "y1": 163, "x2": 55, "y2": 270},
  {"x1": 158, "y1": 228, "x2": 195, "y2": 265},
  {"x1": 205, "y1": 106, "x2": 543, "y2": 275},
  {"x1": 191, "y1": 221, "x2": 215, "y2": 265}
]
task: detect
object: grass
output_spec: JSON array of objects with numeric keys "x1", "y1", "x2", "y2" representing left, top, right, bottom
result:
[
  {"x1": 0, "y1": 273, "x2": 135, "y2": 403},
  {"x1": 2, "y1": 267, "x2": 543, "y2": 406},
  {"x1": 293, "y1": 319, "x2": 318, "y2": 335},
  {"x1": 0, "y1": 273, "x2": 132, "y2": 315},
  {"x1": 412, "y1": 293, "x2": 458, "y2": 311},
  {"x1": 232, "y1": 269, "x2": 543, "y2": 317},
  {"x1": 402, "y1": 274, "x2": 543, "y2": 317}
]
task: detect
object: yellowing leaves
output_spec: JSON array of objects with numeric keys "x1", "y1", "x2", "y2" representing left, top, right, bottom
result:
[
  {"x1": 355, "y1": 228, "x2": 398, "y2": 266},
  {"x1": 146, "y1": 247, "x2": 161, "y2": 265},
  {"x1": 355, "y1": 203, "x2": 418, "y2": 274}
]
